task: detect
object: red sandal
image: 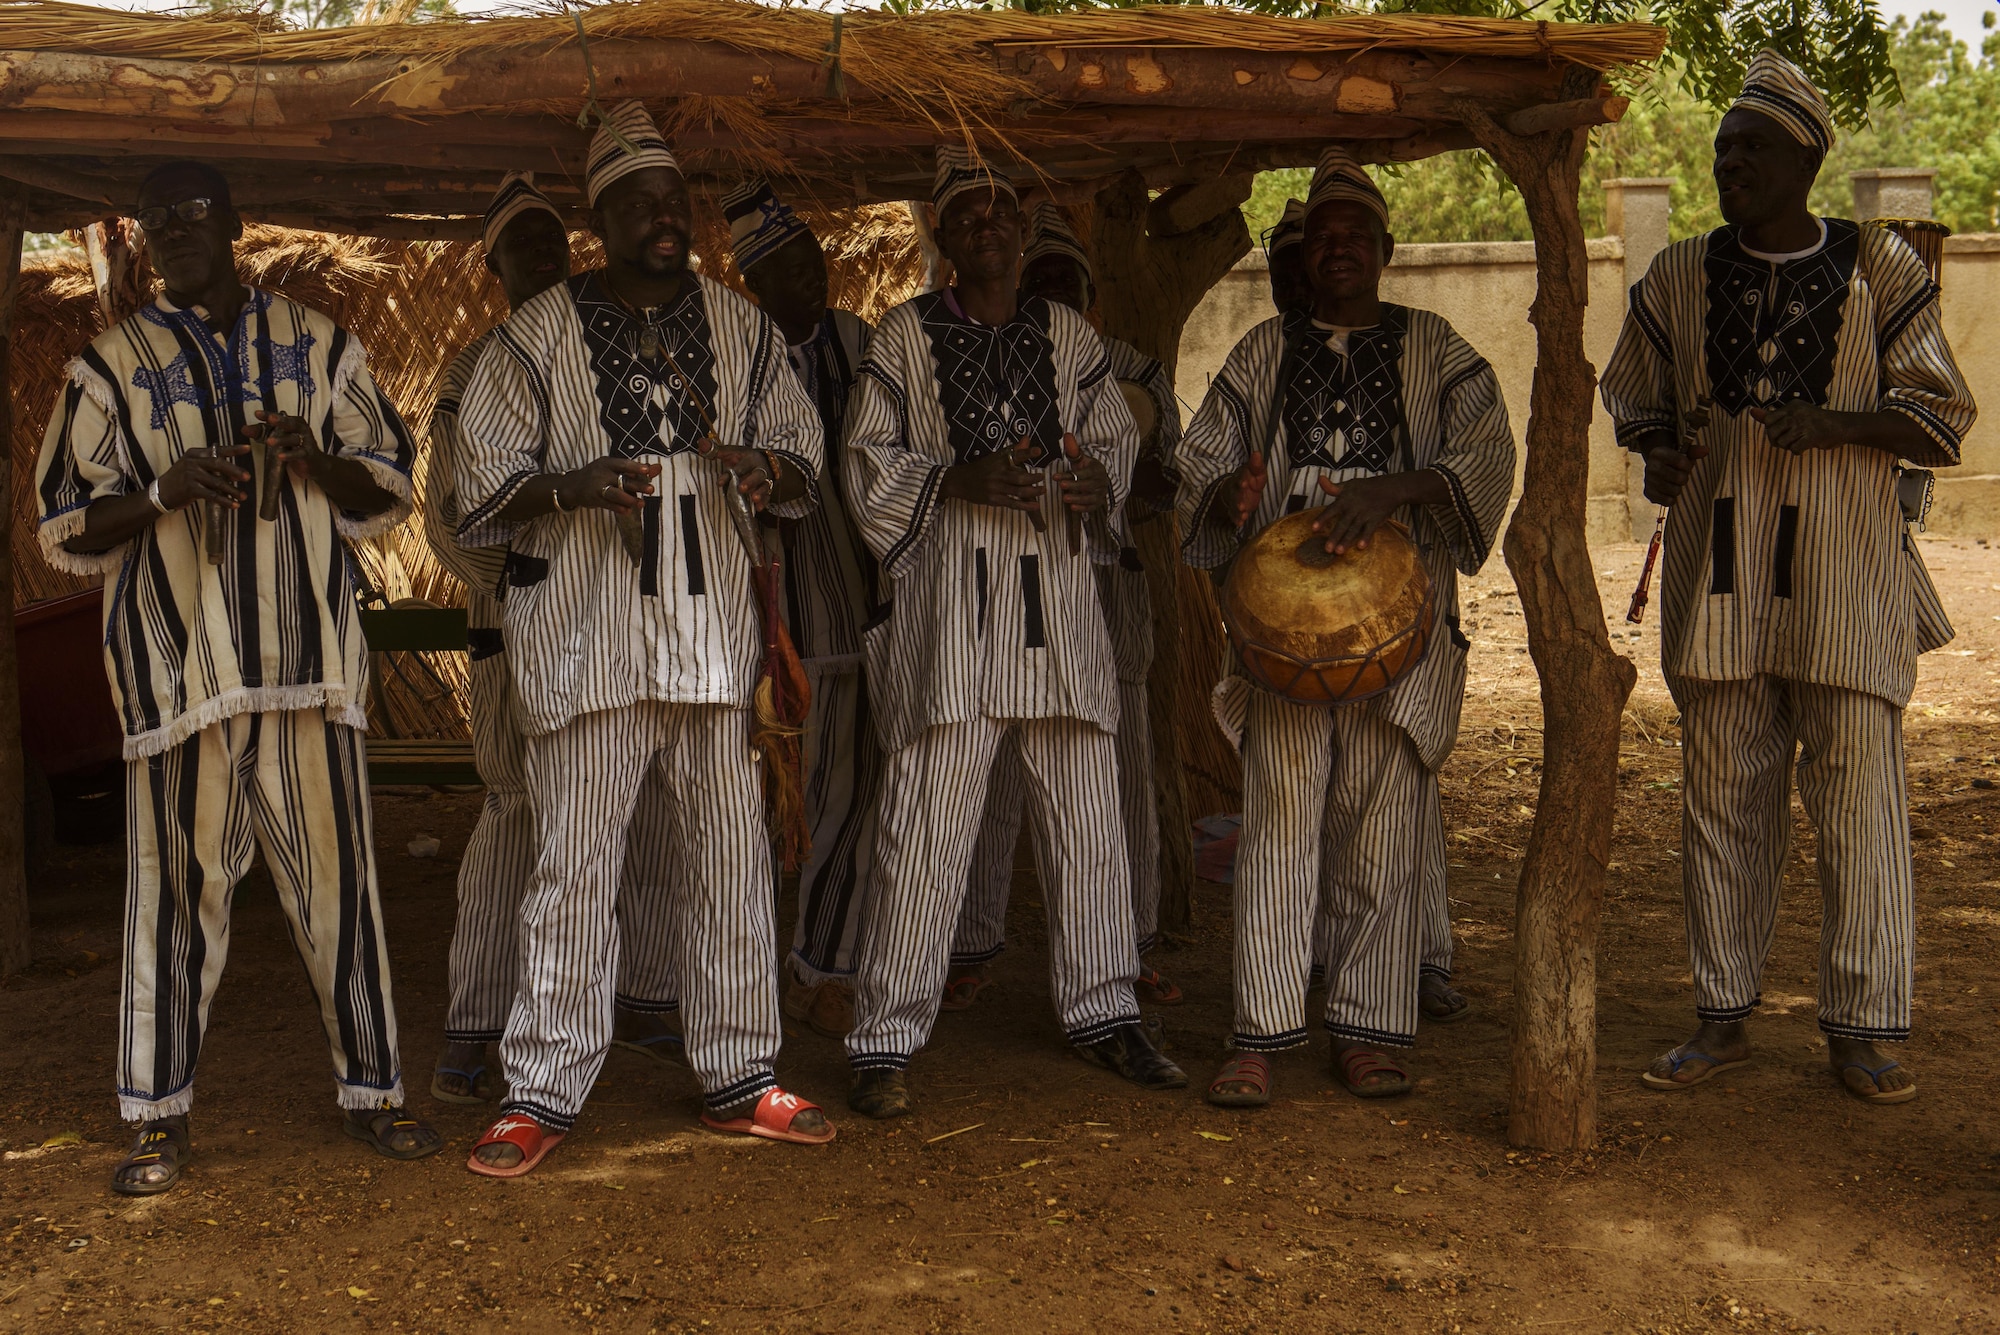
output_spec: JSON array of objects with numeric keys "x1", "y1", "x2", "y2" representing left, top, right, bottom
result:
[
  {"x1": 1135, "y1": 966, "x2": 1184, "y2": 1006},
  {"x1": 939, "y1": 973, "x2": 996, "y2": 1012},
  {"x1": 466, "y1": 1113, "x2": 565, "y2": 1179},
  {"x1": 1335, "y1": 1046, "x2": 1412, "y2": 1099},
  {"x1": 1205, "y1": 1053, "x2": 1270, "y2": 1108},
  {"x1": 700, "y1": 1088, "x2": 836, "y2": 1145}
]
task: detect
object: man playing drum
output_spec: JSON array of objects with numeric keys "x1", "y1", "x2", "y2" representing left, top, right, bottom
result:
[
  {"x1": 1601, "y1": 51, "x2": 1975, "y2": 1105},
  {"x1": 1176, "y1": 148, "x2": 1515, "y2": 1106}
]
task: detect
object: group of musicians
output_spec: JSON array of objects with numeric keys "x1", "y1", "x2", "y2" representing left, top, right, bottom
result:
[{"x1": 33, "y1": 49, "x2": 1970, "y2": 1193}]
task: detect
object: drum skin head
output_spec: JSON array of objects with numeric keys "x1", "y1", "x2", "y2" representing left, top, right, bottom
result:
[
  {"x1": 1221, "y1": 512, "x2": 1434, "y2": 704},
  {"x1": 1118, "y1": 380, "x2": 1158, "y2": 445}
]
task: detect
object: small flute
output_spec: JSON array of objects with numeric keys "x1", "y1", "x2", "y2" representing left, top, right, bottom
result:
[
  {"x1": 202, "y1": 446, "x2": 228, "y2": 565},
  {"x1": 258, "y1": 431, "x2": 285, "y2": 522}
]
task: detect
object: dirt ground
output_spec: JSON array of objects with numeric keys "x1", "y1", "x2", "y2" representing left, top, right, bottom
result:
[{"x1": 5, "y1": 538, "x2": 2000, "y2": 1334}]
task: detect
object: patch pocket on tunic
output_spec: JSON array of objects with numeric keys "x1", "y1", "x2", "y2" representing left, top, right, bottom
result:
[
  {"x1": 1019, "y1": 554, "x2": 1047, "y2": 649},
  {"x1": 1119, "y1": 545, "x2": 1145, "y2": 573},
  {"x1": 467, "y1": 628, "x2": 505, "y2": 662},
  {"x1": 1772, "y1": 504, "x2": 1799, "y2": 599},
  {"x1": 504, "y1": 552, "x2": 550, "y2": 588},
  {"x1": 1709, "y1": 497, "x2": 1736, "y2": 595},
  {"x1": 862, "y1": 600, "x2": 894, "y2": 634},
  {"x1": 975, "y1": 547, "x2": 989, "y2": 637},
  {"x1": 678, "y1": 495, "x2": 705, "y2": 596},
  {"x1": 640, "y1": 496, "x2": 662, "y2": 597},
  {"x1": 1446, "y1": 614, "x2": 1471, "y2": 652}
]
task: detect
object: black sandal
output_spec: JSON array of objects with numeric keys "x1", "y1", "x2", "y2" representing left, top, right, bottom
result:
[
  {"x1": 111, "y1": 1116, "x2": 192, "y2": 1196},
  {"x1": 343, "y1": 1102, "x2": 444, "y2": 1161}
]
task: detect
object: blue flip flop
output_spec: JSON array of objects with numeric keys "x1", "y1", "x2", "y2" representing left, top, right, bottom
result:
[
  {"x1": 1839, "y1": 1059, "x2": 1917, "y2": 1105},
  {"x1": 1640, "y1": 1047, "x2": 1750, "y2": 1090},
  {"x1": 429, "y1": 1063, "x2": 494, "y2": 1105}
]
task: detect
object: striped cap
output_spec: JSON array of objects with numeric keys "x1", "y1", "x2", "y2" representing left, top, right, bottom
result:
[
  {"x1": 1730, "y1": 49, "x2": 1835, "y2": 155},
  {"x1": 1264, "y1": 197, "x2": 1307, "y2": 255},
  {"x1": 482, "y1": 172, "x2": 564, "y2": 254},
  {"x1": 932, "y1": 143, "x2": 1016, "y2": 220},
  {"x1": 1303, "y1": 146, "x2": 1389, "y2": 230},
  {"x1": 1021, "y1": 199, "x2": 1092, "y2": 283},
  {"x1": 720, "y1": 178, "x2": 815, "y2": 273},
  {"x1": 585, "y1": 100, "x2": 682, "y2": 208}
]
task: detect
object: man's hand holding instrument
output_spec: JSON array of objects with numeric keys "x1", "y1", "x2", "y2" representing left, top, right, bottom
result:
[{"x1": 1627, "y1": 393, "x2": 1712, "y2": 624}]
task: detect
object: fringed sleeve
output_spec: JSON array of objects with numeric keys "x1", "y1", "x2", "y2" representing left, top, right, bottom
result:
[{"x1": 35, "y1": 364, "x2": 134, "y2": 577}]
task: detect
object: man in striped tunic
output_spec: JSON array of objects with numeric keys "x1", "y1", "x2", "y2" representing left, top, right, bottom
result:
[
  {"x1": 424, "y1": 173, "x2": 686, "y2": 1108},
  {"x1": 35, "y1": 161, "x2": 440, "y2": 1193},
  {"x1": 719, "y1": 178, "x2": 880, "y2": 1040},
  {"x1": 1602, "y1": 52, "x2": 1975, "y2": 1105},
  {"x1": 840, "y1": 147, "x2": 1185, "y2": 1118},
  {"x1": 946, "y1": 198, "x2": 1183, "y2": 1009},
  {"x1": 1176, "y1": 149, "x2": 1514, "y2": 1106},
  {"x1": 453, "y1": 103, "x2": 833, "y2": 1173}
]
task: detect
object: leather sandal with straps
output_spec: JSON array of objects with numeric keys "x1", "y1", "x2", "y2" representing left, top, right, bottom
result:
[
  {"x1": 111, "y1": 1116, "x2": 192, "y2": 1197},
  {"x1": 1206, "y1": 1053, "x2": 1271, "y2": 1107},
  {"x1": 1334, "y1": 1045, "x2": 1412, "y2": 1099},
  {"x1": 344, "y1": 1102, "x2": 445, "y2": 1161}
]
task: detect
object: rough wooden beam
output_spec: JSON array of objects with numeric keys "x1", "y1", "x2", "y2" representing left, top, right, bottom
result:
[
  {"x1": 1147, "y1": 174, "x2": 1253, "y2": 237},
  {"x1": 1012, "y1": 47, "x2": 1577, "y2": 117},
  {"x1": 0, "y1": 191, "x2": 28, "y2": 978},
  {"x1": 0, "y1": 153, "x2": 119, "y2": 206},
  {"x1": 0, "y1": 43, "x2": 838, "y2": 126},
  {"x1": 1503, "y1": 95, "x2": 1629, "y2": 138}
]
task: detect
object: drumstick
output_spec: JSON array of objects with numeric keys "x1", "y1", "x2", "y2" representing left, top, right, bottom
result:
[
  {"x1": 1626, "y1": 510, "x2": 1664, "y2": 624},
  {"x1": 1624, "y1": 394, "x2": 1712, "y2": 626}
]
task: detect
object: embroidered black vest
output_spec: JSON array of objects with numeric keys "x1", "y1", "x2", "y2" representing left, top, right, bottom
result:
[
  {"x1": 1279, "y1": 304, "x2": 1409, "y2": 474},
  {"x1": 916, "y1": 291, "x2": 1064, "y2": 467},
  {"x1": 1702, "y1": 220, "x2": 1860, "y2": 415},
  {"x1": 569, "y1": 272, "x2": 721, "y2": 458}
]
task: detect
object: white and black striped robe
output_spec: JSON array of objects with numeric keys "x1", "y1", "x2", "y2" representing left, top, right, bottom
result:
[
  {"x1": 424, "y1": 332, "x2": 678, "y2": 1047},
  {"x1": 37, "y1": 289, "x2": 414, "y2": 755},
  {"x1": 35, "y1": 288, "x2": 417, "y2": 1119},
  {"x1": 1601, "y1": 219, "x2": 1976, "y2": 1041},
  {"x1": 1176, "y1": 304, "x2": 1513, "y2": 1050},
  {"x1": 840, "y1": 289, "x2": 1145, "y2": 1063},
  {"x1": 453, "y1": 270, "x2": 823, "y2": 1123},
  {"x1": 775, "y1": 308, "x2": 884, "y2": 983}
]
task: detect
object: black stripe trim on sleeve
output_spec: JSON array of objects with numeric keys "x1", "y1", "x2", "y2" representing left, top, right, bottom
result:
[
  {"x1": 1078, "y1": 351, "x2": 1113, "y2": 390},
  {"x1": 1616, "y1": 415, "x2": 1677, "y2": 451},
  {"x1": 1431, "y1": 463, "x2": 1488, "y2": 569},
  {"x1": 1710, "y1": 496, "x2": 1736, "y2": 595},
  {"x1": 1019, "y1": 553, "x2": 1046, "y2": 649},
  {"x1": 1885, "y1": 400, "x2": 1963, "y2": 455},
  {"x1": 1629, "y1": 279, "x2": 1675, "y2": 362},
  {"x1": 678, "y1": 494, "x2": 706, "y2": 596},
  {"x1": 1877, "y1": 280, "x2": 1941, "y2": 356},
  {"x1": 457, "y1": 467, "x2": 541, "y2": 537},
  {"x1": 880, "y1": 462, "x2": 947, "y2": 574},
  {"x1": 640, "y1": 495, "x2": 662, "y2": 597},
  {"x1": 1438, "y1": 357, "x2": 1490, "y2": 404},
  {"x1": 1773, "y1": 504, "x2": 1798, "y2": 599}
]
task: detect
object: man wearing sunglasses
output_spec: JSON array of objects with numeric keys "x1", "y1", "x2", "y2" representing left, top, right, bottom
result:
[{"x1": 33, "y1": 161, "x2": 439, "y2": 1194}]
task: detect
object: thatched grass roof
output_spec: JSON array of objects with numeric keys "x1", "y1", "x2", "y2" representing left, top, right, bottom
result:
[{"x1": 0, "y1": 0, "x2": 1664, "y2": 236}]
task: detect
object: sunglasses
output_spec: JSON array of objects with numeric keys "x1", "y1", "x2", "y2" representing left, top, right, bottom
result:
[{"x1": 133, "y1": 198, "x2": 214, "y2": 232}]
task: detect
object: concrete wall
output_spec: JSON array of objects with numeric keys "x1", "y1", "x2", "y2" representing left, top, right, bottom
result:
[{"x1": 1177, "y1": 218, "x2": 2000, "y2": 543}]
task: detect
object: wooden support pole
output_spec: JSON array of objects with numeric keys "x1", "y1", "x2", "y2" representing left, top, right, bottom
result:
[
  {"x1": 0, "y1": 192, "x2": 29, "y2": 976},
  {"x1": 1091, "y1": 169, "x2": 1250, "y2": 931},
  {"x1": 1457, "y1": 79, "x2": 1637, "y2": 1150}
]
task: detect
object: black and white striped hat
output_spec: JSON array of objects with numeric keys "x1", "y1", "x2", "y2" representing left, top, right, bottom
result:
[
  {"x1": 482, "y1": 171, "x2": 563, "y2": 253},
  {"x1": 585, "y1": 100, "x2": 682, "y2": 208},
  {"x1": 1729, "y1": 49, "x2": 1835, "y2": 155}
]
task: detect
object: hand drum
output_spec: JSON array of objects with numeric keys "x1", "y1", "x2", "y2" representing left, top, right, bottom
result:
[{"x1": 1220, "y1": 512, "x2": 1433, "y2": 705}]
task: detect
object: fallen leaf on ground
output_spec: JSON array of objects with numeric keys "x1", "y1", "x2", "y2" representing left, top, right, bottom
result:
[{"x1": 1196, "y1": 1131, "x2": 1233, "y2": 1142}]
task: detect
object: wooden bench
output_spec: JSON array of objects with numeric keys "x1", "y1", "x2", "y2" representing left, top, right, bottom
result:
[{"x1": 360, "y1": 606, "x2": 483, "y2": 788}]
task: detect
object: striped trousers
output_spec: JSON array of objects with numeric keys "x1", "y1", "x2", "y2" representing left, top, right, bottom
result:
[
  {"x1": 444, "y1": 600, "x2": 677, "y2": 1044},
  {"x1": 498, "y1": 703, "x2": 782, "y2": 1129},
  {"x1": 119, "y1": 711, "x2": 402, "y2": 1121},
  {"x1": 1234, "y1": 691, "x2": 1437, "y2": 1051},
  {"x1": 1311, "y1": 823, "x2": 1454, "y2": 981},
  {"x1": 950, "y1": 675, "x2": 1162, "y2": 963},
  {"x1": 1680, "y1": 675, "x2": 1913, "y2": 1041},
  {"x1": 788, "y1": 666, "x2": 883, "y2": 984},
  {"x1": 847, "y1": 715, "x2": 1142, "y2": 1070}
]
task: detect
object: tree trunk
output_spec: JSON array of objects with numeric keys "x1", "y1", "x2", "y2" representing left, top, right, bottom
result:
[
  {"x1": 0, "y1": 197, "x2": 31, "y2": 976},
  {"x1": 1090, "y1": 169, "x2": 1249, "y2": 929},
  {"x1": 1460, "y1": 78, "x2": 1637, "y2": 1150}
]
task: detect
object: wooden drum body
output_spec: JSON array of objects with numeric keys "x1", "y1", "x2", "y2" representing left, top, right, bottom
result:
[{"x1": 1221, "y1": 513, "x2": 1434, "y2": 705}]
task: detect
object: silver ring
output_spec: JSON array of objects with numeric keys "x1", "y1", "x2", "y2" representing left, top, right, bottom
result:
[{"x1": 603, "y1": 482, "x2": 619, "y2": 496}]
